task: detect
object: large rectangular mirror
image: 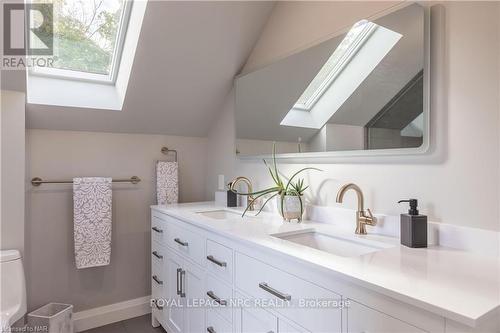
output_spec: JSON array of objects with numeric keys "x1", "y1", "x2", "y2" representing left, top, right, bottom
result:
[{"x1": 235, "y1": 3, "x2": 429, "y2": 159}]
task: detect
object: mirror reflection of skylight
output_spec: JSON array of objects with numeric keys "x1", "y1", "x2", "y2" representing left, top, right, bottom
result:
[
  {"x1": 293, "y1": 20, "x2": 376, "y2": 111},
  {"x1": 281, "y1": 21, "x2": 402, "y2": 129}
]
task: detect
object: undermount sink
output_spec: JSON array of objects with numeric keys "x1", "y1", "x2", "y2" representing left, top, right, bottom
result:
[
  {"x1": 272, "y1": 230, "x2": 393, "y2": 257},
  {"x1": 196, "y1": 209, "x2": 243, "y2": 220}
]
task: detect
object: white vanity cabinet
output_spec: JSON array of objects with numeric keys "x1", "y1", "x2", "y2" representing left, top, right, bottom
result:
[
  {"x1": 151, "y1": 208, "x2": 490, "y2": 333},
  {"x1": 151, "y1": 215, "x2": 205, "y2": 333},
  {"x1": 347, "y1": 300, "x2": 426, "y2": 333},
  {"x1": 234, "y1": 252, "x2": 341, "y2": 332},
  {"x1": 234, "y1": 302, "x2": 278, "y2": 333}
]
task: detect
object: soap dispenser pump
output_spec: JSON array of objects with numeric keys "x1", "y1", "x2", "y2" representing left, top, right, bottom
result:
[{"x1": 398, "y1": 199, "x2": 427, "y2": 248}]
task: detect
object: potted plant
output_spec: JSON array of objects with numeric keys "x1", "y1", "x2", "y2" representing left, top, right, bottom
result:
[
  {"x1": 282, "y1": 178, "x2": 308, "y2": 222},
  {"x1": 234, "y1": 144, "x2": 320, "y2": 222}
]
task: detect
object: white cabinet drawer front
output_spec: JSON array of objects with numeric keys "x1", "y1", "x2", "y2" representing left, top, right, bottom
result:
[
  {"x1": 206, "y1": 274, "x2": 233, "y2": 323},
  {"x1": 206, "y1": 239, "x2": 233, "y2": 283},
  {"x1": 235, "y1": 252, "x2": 342, "y2": 333},
  {"x1": 347, "y1": 300, "x2": 426, "y2": 333},
  {"x1": 152, "y1": 216, "x2": 167, "y2": 245},
  {"x1": 167, "y1": 221, "x2": 205, "y2": 265},
  {"x1": 279, "y1": 319, "x2": 311, "y2": 333},
  {"x1": 151, "y1": 261, "x2": 166, "y2": 291},
  {"x1": 237, "y1": 305, "x2": 278, "y2": 333},
  {"x1": 152, "y1": 241, "x2": 166, "y2": 267},
  {"x1": 206, "y1": 309, "x2": 232, "y2": 333}
]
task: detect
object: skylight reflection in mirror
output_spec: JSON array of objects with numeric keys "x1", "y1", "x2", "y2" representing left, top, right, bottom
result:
[{"x1": 293, "y1": 20, "x2": 376, "y2": 111}]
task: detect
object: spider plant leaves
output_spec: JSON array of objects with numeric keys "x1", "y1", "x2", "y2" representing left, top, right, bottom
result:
[
  {"x1": 240, "y1": 142, "x2": 321, "y2": 219},
  {"x1": 263, "y1": 159, "x2": 282, "y2": 189},
  {"x1": 241, "y1": 187, "x2": 281, "y2": 217},
  {"x1": 284, "y1": 167, "x2": 322, "y2": 193},
  {"x1": 255, "y1": 192, "x2": 279, "y2": 216},
  {"x1": 272, "y1": 143, "x2": 283, "y2": 187},
  {"x1": 233, "y1": 186, "x2": 281, "y2": 197}
]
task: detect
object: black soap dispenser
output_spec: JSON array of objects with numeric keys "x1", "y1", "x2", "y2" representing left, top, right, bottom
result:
[
  {"x1": 227, "y1": 182, "x2": 237, "y2": 207},
  {"x1": 398, "y1": 199, "x2": 427, "y2": 248}
]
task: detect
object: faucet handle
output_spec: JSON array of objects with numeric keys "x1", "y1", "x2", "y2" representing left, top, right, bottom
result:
[{"x1": 362, "y1": 208, "x2": 376, "y2": 226}]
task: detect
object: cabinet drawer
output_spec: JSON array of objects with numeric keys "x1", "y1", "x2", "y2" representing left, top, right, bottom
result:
[
  {"x1": 347, "y1": 300, "x2": 426, "y2": 333},
  {"x1": 279, "y1": 319, "x2": 311, "y2": 333},
  {"x1": 151, "y1": 261, "x2": 165, "y2": 290},
  {"x1": 151, "y1": 216, "x2": 166, "y2": 245},
  {"x1": 206, "y1": 239, "x2": 233, "y2": 283},
  {"x1": 167, "y1": 221, "x2": 204, "y2": 265},
  {"x1": 206, "y1": 274, "x2": 232, "y2": 323},
  {"x1": 206, "y1": 309, "x2": 232, "y2": 333},
  {"x1": 236, "y1": 305, "x2": 277, "y2": 333},
  {"x1": 235, "y1": 252, "x2": 341, "y2": 333},
  {"x1": 151, "y1": 242, "x2": 166, "y2": 267}
]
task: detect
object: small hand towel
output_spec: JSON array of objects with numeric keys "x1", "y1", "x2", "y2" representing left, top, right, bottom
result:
[
  {"x1": 73, "y1": 177, "x2": 112, "y2": 269},
  {"x1": 156, "y1": 161, "x2": 179, "y2": 205}
]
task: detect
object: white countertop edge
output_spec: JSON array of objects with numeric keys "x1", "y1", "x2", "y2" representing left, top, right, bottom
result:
[{"x1": 151, "y1": 203, "x2": 500, "y2": 327}]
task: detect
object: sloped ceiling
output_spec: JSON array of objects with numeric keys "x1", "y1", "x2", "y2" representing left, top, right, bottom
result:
[{"x1": 26, "y1": 1, "x2": 275, "y2": 136}]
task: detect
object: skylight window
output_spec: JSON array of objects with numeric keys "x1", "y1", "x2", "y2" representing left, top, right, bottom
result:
[
  {"x1": 30, "y1": 0, "x2": 133, "y2": 83},
  {"x1": 293, "y1": 20, "x2": 376, "y2": 111}
]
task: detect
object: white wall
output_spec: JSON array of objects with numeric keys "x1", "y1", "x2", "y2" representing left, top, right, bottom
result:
[
  {"x1": 206, "y1": 2, "x2": 500, "y2": 232},
  {"x1": 26, "y1": 129, "x2": 208, "y2": 311},
  {"x1": 0, "y1": 90, "x2": 26, "y2": 253}
]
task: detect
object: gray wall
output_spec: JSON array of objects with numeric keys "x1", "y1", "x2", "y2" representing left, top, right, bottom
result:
[
  {"x1": 1, "y1": 90, "x2": 26, "y2": 253},
  {"x1": 26, "y1": 129, "x2": 208, "y2": 311}
]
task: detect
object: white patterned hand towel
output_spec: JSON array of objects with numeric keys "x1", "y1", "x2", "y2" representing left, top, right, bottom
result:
[
  {"x1": 156, "y1": 161, "x2": 179, "y2": 205},
  {"x1": 73, "y1": 177, "x2": 112, "y2": 269}
]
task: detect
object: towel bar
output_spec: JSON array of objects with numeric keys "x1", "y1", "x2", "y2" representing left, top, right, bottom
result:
[
  {"x1": 31, "y1": 176, "x2": 141, "y2": 186},
  {"x1": 161, "y1": 146, "x2": 177, "y2": 162}
]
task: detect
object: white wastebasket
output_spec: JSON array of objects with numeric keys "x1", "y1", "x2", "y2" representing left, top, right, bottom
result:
[{"x1": 27, "y1": 303, "x2": 73, "y2": 333}]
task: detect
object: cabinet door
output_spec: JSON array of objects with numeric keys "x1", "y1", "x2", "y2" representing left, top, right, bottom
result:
[
  {"x1": 348, "y1": 300, "x2": 426, "y2": 333},
  {"x1": 235, "y1": 305, "x2": 278, "y2": 333},
  {"x1": 279, "y1": 319, "x2": 310, "y2": 333},
  {"x1": 165, "y1": 249, "x2": 184, "y2": 333},
  {"x1": 206, "y1": 309, "x2": 232, "y2": 333},
  {"x1": 183, "y1": 261, "x2": 205, "y2": 333}
]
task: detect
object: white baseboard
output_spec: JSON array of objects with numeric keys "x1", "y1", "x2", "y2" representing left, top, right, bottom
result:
[{"x1": 73, "y1": 296, "x2": 152, "y2": 332}]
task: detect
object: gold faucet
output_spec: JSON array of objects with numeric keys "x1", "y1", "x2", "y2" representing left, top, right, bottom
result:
[
  {"x1": 336, "y1": 183, "x2": 375, "y2": 235},
  {"x1": 229, "y1": 177, "x2": 255, "y2": 211}
]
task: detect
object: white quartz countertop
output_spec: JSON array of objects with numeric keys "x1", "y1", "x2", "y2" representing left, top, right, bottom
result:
[{"x1": 152, "y1": 202, "x2": 500, "y2": 327}]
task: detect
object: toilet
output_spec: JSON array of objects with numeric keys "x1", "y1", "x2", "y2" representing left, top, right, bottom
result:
[{"x1": 0, "y1": 250, "x2": 27, "y2": 331}]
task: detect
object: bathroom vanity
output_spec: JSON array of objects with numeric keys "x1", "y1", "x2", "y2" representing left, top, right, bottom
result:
[{"x1": 150, "y1": 203, "x2": 499, "y2": 333}]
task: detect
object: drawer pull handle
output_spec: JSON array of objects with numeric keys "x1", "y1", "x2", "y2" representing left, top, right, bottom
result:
[
  {"x1": 152, "y1": 227, "x2": 163, "y2": 233},
  {"x1": 207, "y1": 327, "x2": 216, "y2": 333},
  {"x1": 174, "y1": 238, "x2": 189, "y2": 247},
  {"x1": 176, "y1": 268, "x2": 181, "y2": 295},
  {"x1": 177, "y1": 268, "x2": 186, "y2": 297},
  {"x1": 152, "y1": 275, "x2": 163, "y2": 285},
  {"x1": 207, "y1": 290, "x2": 227, "y2": 306},
  {"x1": 258, "y1": 282, "x2": 291, "y2": 301},
  {"x1": 152, "y1": 251, "x2": 163, "y2": 259},
  {"x1": 207, "y1": 255, "x2": 227, "y2": 267}
]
